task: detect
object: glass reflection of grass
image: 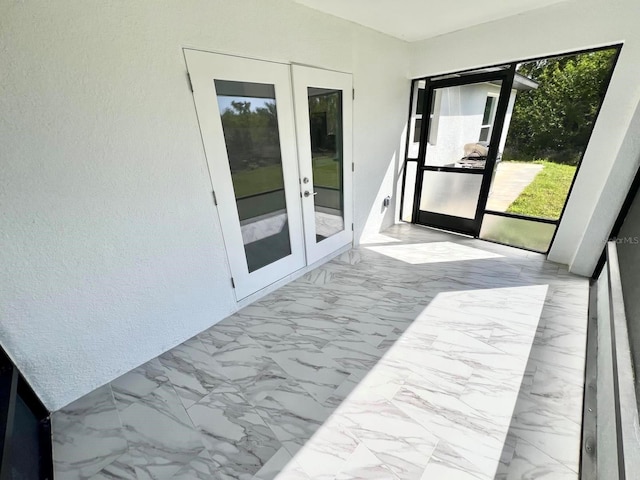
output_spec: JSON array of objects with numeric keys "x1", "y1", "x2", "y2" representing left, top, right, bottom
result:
[
  {"x1": 232, "y1": 155, "x2": 340, "y2": 198},
  {"x1": 312, "y1": 155, "x2": 340, "y2": 189},
  {"x1": 232, "y1": 164, "x2": 284, "y2": 198}
]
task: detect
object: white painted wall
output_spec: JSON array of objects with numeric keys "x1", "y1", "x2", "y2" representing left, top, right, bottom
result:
[
  {"x1": 0, "y1": 0, "x2": 409, "y2": 410},
  {"x1": 409, "y1": 0, "x2": 640, "y2": 275}
]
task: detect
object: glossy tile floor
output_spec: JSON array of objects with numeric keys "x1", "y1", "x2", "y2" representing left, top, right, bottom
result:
[{"x1": 52, "y1": 225, "x2": 588, "y2": 480}]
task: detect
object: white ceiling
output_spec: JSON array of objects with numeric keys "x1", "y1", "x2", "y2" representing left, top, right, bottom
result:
[{"x1": 291, "y1": 0, "x2": 568, "y2": 42}]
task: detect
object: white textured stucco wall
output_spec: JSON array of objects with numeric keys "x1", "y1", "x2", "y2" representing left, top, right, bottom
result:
[
  {"x1": 0, "y1": 0, "x2": 409, "y2": 410},
  {"x1": 409, "y1": 0, "x2": 640, "y2": 275}
]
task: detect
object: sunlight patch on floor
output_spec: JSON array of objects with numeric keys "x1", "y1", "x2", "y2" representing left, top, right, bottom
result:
[
  {"x1": 365, "y1": 241, "x2": 503, "y2": 264},
  {"x1": 275, "y1": 284, "x2": 549, "y2": 479}
]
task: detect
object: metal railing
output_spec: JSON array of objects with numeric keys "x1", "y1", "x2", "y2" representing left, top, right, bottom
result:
[{"x1": 583, "y1": 241, "x2": 640, "y2": 479}]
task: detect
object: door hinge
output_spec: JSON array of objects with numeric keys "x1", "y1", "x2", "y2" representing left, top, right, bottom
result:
[
  {"x1": 231, "y1": 277, "x2": 235, "y2": 289},
  {"x1": 187, "y1": 73, "x2": 193, "y2": 92},
  {"x1": 212, "y1": 190, "x2": 217, "y2": 205},
  {"x1": 352, "y1": 88, "x2": 355, "y2": 100},
  {"x1": 351, "y1": 223, "x2": 354, "y2": 231},
  {"x1": 352, "y1": 163, "x2": 355, "y2": 172}
]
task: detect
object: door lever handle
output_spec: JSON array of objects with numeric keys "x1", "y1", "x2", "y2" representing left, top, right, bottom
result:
[{"x1": 303, "y1": 191, "x2": 318, "y2": 197}]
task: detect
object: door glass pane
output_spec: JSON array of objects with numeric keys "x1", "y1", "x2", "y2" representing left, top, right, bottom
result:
[
  {"x1": 480, "y1": 213, "x2": 556, "y2": 252},
  {"x1": 420, "y1": 171, "x2": 483, "y2": 219},
  {"x1": 424, "y1": 81, "x2": 502, "y2": 168},
  {"x1": 215, "y1": 80, "x2": 291, "y2": 272},
  {"x1": 308, "y1": 87, "x2": 344, "y2": 242}
]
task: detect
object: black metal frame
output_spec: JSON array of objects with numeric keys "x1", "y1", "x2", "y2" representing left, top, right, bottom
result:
[
  {"x1": 411, "y1": 68, "x2": 515, "y2": 236},
  {"x1": 423, "y1": 44, "x2": 622, "y2": 83},
  {"x1": 402, "y1": 44, "x2": 623, "y2": 254},
  {"x1": 483, "y1": 209, "x2": 557, "y2": 224},
  {"x1": 398, "y1": 77, "x2": 418, "y2": 222},
  {"x1": 0, "y1": 348, "x2": 52, "y2": 480}
]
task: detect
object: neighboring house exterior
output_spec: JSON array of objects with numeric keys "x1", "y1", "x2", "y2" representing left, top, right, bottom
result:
[{"x1": 407, "y1": 73, "x2": 538, "y2": 164}]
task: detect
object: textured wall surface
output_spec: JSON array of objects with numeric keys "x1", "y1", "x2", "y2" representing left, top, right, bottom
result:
[
  {"x1": 6, "y1": 0, "x2": 638, "y2": 411},
  {"x1": 408, "y1": 0, "x2": 640, "y2": 275},
  {"x1": 0, "y1": 0, "x2": 408, "y2": 410}
]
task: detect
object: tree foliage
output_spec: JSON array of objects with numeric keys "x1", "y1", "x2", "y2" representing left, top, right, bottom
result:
[
  {"x1": 220, "y1": 100, "x2": 282, "y2": 173},
  {"x1": 505, "y1": 49, "x2": 616, "y2": 164}
]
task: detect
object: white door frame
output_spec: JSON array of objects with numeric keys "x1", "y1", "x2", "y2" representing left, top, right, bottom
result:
[{"x1": 292, "y1": 65, "x2": 354, "y2": 264}]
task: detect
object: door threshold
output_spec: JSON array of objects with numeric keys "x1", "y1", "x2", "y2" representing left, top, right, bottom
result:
[{"x1": 236, "y1": 242, "x2": 352, "y2": 309}]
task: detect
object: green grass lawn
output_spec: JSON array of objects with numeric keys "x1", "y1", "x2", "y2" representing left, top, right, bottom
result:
[
  {"x1": 232, "y1": 155, "x2": 340, "y2": 198},
  {"x1": 311, "y1": 155, "x2": 341, "y2": 188},
  {"x1": 506, "y1": 160, "x2": 577, "y2": 219},
  {"x1": 232, "y1": 163, "x2": 283, "y2": 198}
]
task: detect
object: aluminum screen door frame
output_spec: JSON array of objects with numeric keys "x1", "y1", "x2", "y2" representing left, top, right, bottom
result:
[{"x1": 412, "y1": 68, "x2": 515, "y2": 236}]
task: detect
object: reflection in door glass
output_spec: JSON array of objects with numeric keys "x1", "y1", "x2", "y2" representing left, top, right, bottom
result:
[
  {"x1": 215, "y1": 80, "x2": 291, "y2": 272},
  {"x1": 308, "y1": 87, "x2": 344, "y2": 242}
]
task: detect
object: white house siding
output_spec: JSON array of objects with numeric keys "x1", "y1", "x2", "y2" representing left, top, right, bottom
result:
[
  {"x1": 407, "y1": 83, "x2": 516, "y2": 165},
  {"x1": 426, "y1": 83, "x2": 503, "y2": 166}
]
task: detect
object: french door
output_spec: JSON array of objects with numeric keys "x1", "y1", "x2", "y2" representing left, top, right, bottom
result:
[
  {"x1": 292, "y1": 65, "x2": 353, "y2": 265},
  {"x1": 184, "y1": 50, "x2": 352, "y2": 299},
  {"x1": 412, "y1": 71, "x2": 513, "y2": 236}
]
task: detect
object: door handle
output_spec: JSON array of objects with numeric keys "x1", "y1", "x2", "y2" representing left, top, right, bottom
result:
[{"x1": 303, "y1": 191, "x2": 318, "y2": 197}]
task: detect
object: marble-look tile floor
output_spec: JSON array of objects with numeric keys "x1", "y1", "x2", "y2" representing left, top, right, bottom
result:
[{"x1": 52, "y1": 225, "x2": 588, "y2": 480}]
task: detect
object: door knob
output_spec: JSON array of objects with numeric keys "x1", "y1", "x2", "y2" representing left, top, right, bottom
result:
[{"x1": 303, "y1": 191, "x2": 318, "y2": 197}]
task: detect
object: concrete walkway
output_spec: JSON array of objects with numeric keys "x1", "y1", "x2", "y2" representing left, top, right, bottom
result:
[{"x1": 486, "y1": 162, "x2": 544, "y2": 212}]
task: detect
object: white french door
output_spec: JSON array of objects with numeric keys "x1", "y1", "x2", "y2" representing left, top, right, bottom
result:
[
  {"x1": 292, "y1": 65, "x2": 353, "y2": 265},
  {"x1": 185, "y1": 50, "x2": 352, "y2": 300}
]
